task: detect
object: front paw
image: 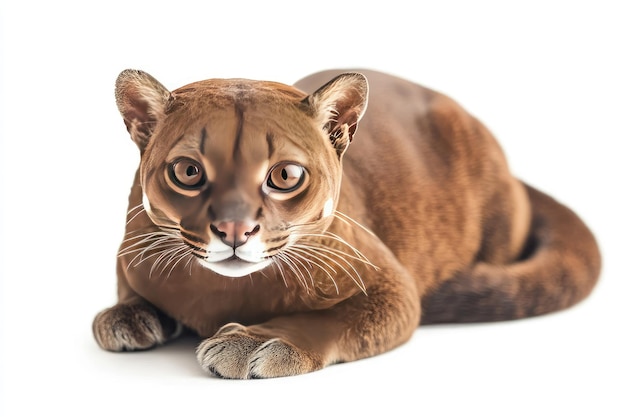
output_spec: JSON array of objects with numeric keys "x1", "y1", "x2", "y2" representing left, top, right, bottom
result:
[
  {"x1": 196, "y1": 323, "x2": 322, "y2": 379},
  {"x1": 93, "y1": 303, "x2": 179, "y2": 352}
]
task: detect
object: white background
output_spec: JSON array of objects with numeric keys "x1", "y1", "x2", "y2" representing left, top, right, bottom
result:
[{"x1": 1, "y1": 1, "x2": 624, "y2": 416}]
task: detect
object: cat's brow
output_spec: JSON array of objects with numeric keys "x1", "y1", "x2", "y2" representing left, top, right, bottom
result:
[
  {"x1": 232, "y1": 105, "x2": 245, "y2": 161},
  {"x1": 169, "y1": 135, "x2": 202, "y2": 156},
  {"x1": 200, "y1": 127, "x2": 208, "y2": 155},
  {"x1": 266, "y1": 132, "x2": 275, "y2": 159}
]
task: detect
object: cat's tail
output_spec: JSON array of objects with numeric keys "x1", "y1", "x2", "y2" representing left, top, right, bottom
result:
[{"x1": 421, "y1": 184, "x2": 602, "y2": 324}]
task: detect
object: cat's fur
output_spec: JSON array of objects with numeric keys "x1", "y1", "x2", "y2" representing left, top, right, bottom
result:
[{"x1": 93, "y1": 69, "x2": 601, "y2": 378}]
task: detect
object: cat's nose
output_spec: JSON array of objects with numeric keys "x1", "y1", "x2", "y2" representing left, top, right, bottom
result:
[{"x1": 211, "y1": 221, "x2": 260, "y2": 248}]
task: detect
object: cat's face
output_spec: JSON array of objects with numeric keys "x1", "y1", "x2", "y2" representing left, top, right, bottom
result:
[{"x1": 116, "y1": 71, "x2": 368, "y2": 278}]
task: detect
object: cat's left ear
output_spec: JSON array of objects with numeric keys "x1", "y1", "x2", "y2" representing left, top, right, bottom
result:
[
  {"x1": 115, "y1": 69, "x2": 172, "y2": 153},
  {"x1": 302, "y1": 73, "x2": 369, "y2": 158}
]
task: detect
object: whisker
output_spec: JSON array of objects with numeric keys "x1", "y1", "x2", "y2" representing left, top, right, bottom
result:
[
  {"x1": 164, "y1": 247, "x2": 194, "y2": 280},
  {"x1": 126, "y1": 236, "x2": 180, "y2": 270},
  {"x1": 287, "y1": 245, "x2": 338, "y2": 277},
  {"x1": 126, "y1": 206, "x2": 146, "y2": 226},
  {"x1": 333, "y1": 210, "x2": 377, "y2": 238},
  {"x1": 118, "y1": 220, "x2": 201, "y2": 281},
  {"x1": 293, "y1": 244, "x2": 367, "y2": 295},
  {"x1": 118, "y1": 233, "x2": 171, "y2": 257},
  {"x1": 124, "y1": 237, "x2": 170, "y2": 268},
  {"x1": 132, "y1": 241, "x2": 181, "y2": 270},
  {"x1": 126, "y1": 203, "x2": 144, "y2": 216},
  {"x1": 295, "y1": 240, "x2": 377, "y2": 269},
  {"x1": 183, "y1": 253, "x2": 196, "y2": 276},
  {"x1": 282, "y1": 252, "x2": 314, "y2": 291},
  {"x1": 300, "y1": 231, "x2": 377, "y2": 269},
  {"x1": 120, "y1": 227, "x2": 181, "y2": 248},
  {"x1": 283, "y1": 251, "x2": 316, "y2": 289},
  {"x1": 150, "y1": 243, "x2": 186, "y2": 279},
  {"x1": 271, "y1": 257, "x2": 289, "y2": 288},
  {"x1": 283, "y1": 248, "x2": 338, "y2": 294},
  {"x1": 286, "y1": 246, "x2": 342, "y2": 294},
  {"x1": 274, "y1": 253, "x2": 308, "y2": 291}
]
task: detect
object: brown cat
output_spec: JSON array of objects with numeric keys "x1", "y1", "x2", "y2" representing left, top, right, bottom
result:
[{"x1": 92, "y1": 69, "x2": 601, "y2": 378}]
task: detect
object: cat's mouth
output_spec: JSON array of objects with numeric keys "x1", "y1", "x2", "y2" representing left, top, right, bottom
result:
[{"x1": 198, "y1": 255, "x2": 272, "y2": 278}]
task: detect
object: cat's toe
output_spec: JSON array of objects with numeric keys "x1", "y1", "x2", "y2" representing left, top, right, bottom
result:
[
  {"x1": 196, "y1": 331, "x2": 262, "y2": 379},
  {"x1": 247, "y1": 339, "x2": 322, "y2": 379},
  {"x1": 93, "y1": 304, "x2": 167, "y2": 351}
]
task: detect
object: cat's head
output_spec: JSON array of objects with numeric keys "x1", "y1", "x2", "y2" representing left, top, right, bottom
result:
[{"x1": 115, "y1": 70, "x2": 368, "y2": 278}]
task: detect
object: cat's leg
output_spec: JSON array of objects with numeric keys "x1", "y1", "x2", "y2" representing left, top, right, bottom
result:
[
  {"x1": 92, "y1": 265, "x2": 183, "y2": 352},
  {"x1": 196, "y1": 263, "x2": 420, "y2": 379}
]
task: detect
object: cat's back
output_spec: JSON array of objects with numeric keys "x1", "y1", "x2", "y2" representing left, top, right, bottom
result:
[
  {"x1": 295, "y1": 69, "x2": 491, "y2": 174},
  {"x1": 296, "y1": 69, "x2": 515, "y2": 282},
  {"x1": 295, "y1": 68, "x2": 438, "y2": 133}
]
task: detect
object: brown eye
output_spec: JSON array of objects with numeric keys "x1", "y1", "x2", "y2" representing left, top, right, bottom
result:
[
  {"x1": 168, "y1": 158, "x2": 206, "y2": 190},
  {"x1": 266, "y1": 163, "x2": 306, "y2": 192}
]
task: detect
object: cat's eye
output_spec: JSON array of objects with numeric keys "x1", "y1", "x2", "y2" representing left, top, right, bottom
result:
[
  {"x1": 264, "y1": 162, "x2": 308, "y2": 197},
  {"x1": 167, "y1": 158, "x2": 206, "y2": 190}
]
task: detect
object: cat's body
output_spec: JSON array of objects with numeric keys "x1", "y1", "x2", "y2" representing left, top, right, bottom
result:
[{"x1": 93, "y1": 69, "x2": 601, "y2": 378}]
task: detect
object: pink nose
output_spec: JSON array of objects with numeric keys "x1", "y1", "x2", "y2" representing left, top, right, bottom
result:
[{"x1": 213, "y1": 221, "x2": 260, "y2": 248}]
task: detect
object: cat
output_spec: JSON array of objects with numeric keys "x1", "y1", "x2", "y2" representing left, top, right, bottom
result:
[{"x1": 93, "y1": 69, "x2": 601, "y2": 378}]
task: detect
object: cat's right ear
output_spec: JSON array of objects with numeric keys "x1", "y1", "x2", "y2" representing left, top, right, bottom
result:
[
  {"x1": 115, "y1": 69, "x2": 171, "y2": 152},
  {"x1": 301, "y1": 73, "x2": 369, "y2": 158}
]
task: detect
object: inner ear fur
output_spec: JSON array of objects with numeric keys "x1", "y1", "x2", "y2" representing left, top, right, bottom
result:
[
  {"x1": 115, "y1": 69, "x2": 171, "y2": 152},
  {"x1": 302, "y1": 73, "x2": 369, "y2": 157}
]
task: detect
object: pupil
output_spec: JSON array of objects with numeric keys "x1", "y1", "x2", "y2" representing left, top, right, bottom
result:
[
  {"x1": 186, "y1": 165, "x2": 198, "y2": 177},
  {"x1": 281, "y1": 169, "x2": 288, "y2": 181}
]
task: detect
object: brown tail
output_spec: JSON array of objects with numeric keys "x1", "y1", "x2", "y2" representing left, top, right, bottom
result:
[{"x1": 421, "y1": 184, "x2": 602, "y2": 324}]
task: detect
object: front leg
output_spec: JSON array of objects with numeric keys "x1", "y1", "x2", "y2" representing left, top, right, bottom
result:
[{"x1": 197, "y1": 271, "x2": 420, "y2": 379}]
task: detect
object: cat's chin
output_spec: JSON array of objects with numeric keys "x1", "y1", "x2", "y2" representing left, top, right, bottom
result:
[{"x1": 198, "y1": 258, "x2": 272, "y2": 278}]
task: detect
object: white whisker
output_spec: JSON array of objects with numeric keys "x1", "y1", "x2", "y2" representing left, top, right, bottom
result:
[
  {"x1": 333, "y1": 210, "x2": 377, "y2": 238},
  {"x1": 131, "y1": 239, "x2": 180, "y2": 268},
  {"x1": 279, "y1": 213, "x2": 379, "y2": 295},
  {"x1": 118, "y1": 224, "x2": 197, "y2": 281},
  {"x1": 303, "y1": 231, "x2": 377, "y2": 268},
  {"x1": 126, "y1": 204, "x2": 146, "y2": 226},
  {"x1": 163, "y1": 247, "x2": 194, "y2": 280},
  {"x1": 184, "y1": 253, "x2": 196, "y2": 276},
  {"x1": 271, "y1": 257, "x2": 289, "y2": 287},
  {"x1": 118, "y1": 234, "x2": 171, "y2": 257},
  {"x1": 274, "y1": 252, "x2": 309, "y2": 291},
  {"x1": 284, "y1": 251, "x2": 316, "y2": 289},
  {"x1": 150, "y1": 243, "x2": 185, "y2": 279},
  {"x1": 293, "y1": 243, "x2": 367, "y2": 295},
  {"x1": 283, "y1": 247, "x2": 339, "y2": 294},
  {"x1": 287, "y1": 245, "x2": 338, "y2": 276},
  {"x1": 126, "y1": 203, "x2": 144, "y2": 216}
]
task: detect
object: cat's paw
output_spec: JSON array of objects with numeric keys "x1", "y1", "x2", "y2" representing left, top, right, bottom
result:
[
  {"x1": 196, "y1": 323, "x2": 322, "y2": 379},
  {"x1": 93, "y1": 303, "x2": 180, "y2": 351}
]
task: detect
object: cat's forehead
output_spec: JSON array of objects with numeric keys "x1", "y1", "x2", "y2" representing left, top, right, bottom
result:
[
  {"x1": 171, "y1": 78, "x2": 307, "y2": 108},
  {"x1": 161, "y1": 104, "x2": 311, "y2": 163},
  {"x1": 154, "y1": 80, "x2": 318, "y2": 163}
]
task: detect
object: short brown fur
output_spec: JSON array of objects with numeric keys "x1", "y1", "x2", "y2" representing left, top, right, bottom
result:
[{"x1": 93, "y1": 69, "x2": 601, "y2": 378}]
